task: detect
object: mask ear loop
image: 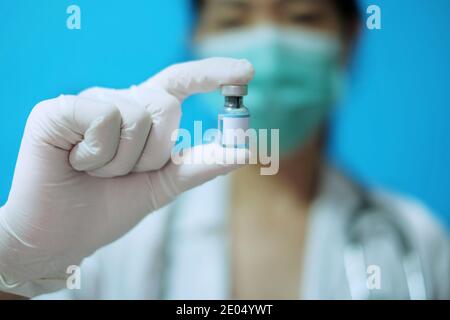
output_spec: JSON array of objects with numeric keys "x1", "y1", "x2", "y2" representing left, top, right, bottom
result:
[{"x1": 331, "y1": 63, "x2": 347, "y2": 105}]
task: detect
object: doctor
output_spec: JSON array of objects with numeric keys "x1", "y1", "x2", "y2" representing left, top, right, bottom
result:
[{"x1": 1, "y1": 0, "x2": 449, "y2": 299}]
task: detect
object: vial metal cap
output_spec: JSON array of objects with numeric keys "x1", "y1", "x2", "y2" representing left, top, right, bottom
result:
[{"x1": 221, "y1": 85, "x2": 248, "y2": 97}]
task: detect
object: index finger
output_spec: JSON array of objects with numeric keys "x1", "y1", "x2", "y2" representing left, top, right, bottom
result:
[{"x1": 139, "y1": 57, "x2": 254, "y2": 101}]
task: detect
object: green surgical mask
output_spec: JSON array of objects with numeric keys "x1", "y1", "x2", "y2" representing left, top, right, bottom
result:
[{"x1": 195, "y1": 24, "x2": 344, "y2": 155}]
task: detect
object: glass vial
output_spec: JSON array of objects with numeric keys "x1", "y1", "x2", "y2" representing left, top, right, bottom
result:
[{"x1": 218, "y1": 85, "x2": 250, "y2": 148}]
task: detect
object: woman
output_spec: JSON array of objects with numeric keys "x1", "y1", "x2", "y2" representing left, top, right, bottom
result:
[
  {"x1": 173, "y1": 0, "x2": 448, "y2": 299},
  {"x1": 1, "y1": 0, "x2": 449, "y2": 300}
]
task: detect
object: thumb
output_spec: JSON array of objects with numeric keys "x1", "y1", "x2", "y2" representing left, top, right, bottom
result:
[
  {"x1": 109, "y1": 144, "x2": 250, "y2": 217},
  {"x1": 154, "y1": 143, "x2": 250, "y2": 204}
]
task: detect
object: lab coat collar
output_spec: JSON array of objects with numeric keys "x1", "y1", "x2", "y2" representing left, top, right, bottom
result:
[{"x1": 300, "y1": 166, "x2": 362, "y2": 299}]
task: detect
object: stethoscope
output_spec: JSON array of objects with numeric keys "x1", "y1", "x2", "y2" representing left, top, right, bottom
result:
[{"x1": 343, "y1": 188, "x2": 428, "y2": 300}]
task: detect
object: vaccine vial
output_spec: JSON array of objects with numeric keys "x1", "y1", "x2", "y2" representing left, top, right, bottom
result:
[{"x1": 218, "y1": 85, "x2": 250, "y2": 148}]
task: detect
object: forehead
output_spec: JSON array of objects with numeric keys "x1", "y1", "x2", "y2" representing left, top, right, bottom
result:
[
  {"x1": 197, "y1": 0, "x2": 342, "y2": 33},
  {"x1": 202, "y1": 0, "x2": 335, "y2": 9}
]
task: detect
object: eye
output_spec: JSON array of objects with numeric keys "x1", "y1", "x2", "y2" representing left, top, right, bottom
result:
[
  {"x1": 288, "y1": 12, "x2": 324, "y2": 26},
  {"x1": 215, "y1": 16, "x2": 246, "y2": 29}
]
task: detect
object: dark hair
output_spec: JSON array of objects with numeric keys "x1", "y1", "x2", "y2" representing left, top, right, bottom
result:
[
  {"x1": 192, "y1": 0, "x2": 361, "y2": 33},
  {"x1": 330, "y1": 0, "x2": 361, "y2": 24}
]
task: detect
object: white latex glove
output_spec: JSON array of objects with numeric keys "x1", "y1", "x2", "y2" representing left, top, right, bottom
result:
[{"x1": 0, "y1": 58, "x2": 254, "y2": 297}]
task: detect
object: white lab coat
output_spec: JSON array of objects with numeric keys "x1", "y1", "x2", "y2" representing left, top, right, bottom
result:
[{"x1": 36, "y1": 167, "x2": 450, "y2": 299}]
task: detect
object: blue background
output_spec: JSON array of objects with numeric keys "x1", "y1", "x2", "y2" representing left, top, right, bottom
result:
[{"x1": 1, "y1": 0, "x2": 449, "y2": 228}]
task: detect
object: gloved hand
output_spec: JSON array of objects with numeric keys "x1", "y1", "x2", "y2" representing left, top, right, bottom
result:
[{"x1": 0, "y1": 58, "x2": 254, "y2": 298}]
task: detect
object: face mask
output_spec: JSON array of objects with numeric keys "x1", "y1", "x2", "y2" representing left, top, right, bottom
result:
[{"x1": 194, "y1": 24, "x2": 344, "y2": 155}]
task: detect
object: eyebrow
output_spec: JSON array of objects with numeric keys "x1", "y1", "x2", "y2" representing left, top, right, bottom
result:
[
  {"x1": 283, "y1": 0, "x2": 324, "y2": 5},
  {"x1": 214, "y1": 0, "x2": 250, "y2": 9}
]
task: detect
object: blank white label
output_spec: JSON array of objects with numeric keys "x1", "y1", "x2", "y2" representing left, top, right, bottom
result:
[{"x1": 222, "y1": 116, "x2": 249, "y2": 145}]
